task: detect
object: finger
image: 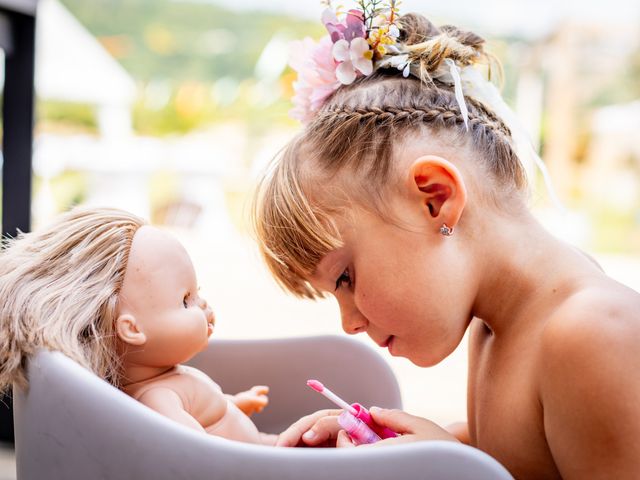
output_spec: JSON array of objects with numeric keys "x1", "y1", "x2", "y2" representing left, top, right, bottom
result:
[
  {"x1": 275, "y1": 409, "x2": 341, "y2": 447},
  {"x1": 300, "y1": 415, "x2": 342, "y2": 446},
  {"x1": 336, "y1": 429, "x2": 356, "y2": 448},
  {"x1": 253, "y1": 396, "x2": 269, "y2": 407},
  {"x1": 251, "y1": 385, "x2": 269, "y2": 395},
  {"x1": 369, "y1": 407, "x2": 422, "y2": 434}
]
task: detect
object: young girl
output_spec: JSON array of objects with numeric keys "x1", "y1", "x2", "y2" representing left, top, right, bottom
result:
[
  {"x1": 253, "y1": 4, "x2": 640, "y2": 478},
  {"x1": 0, "y1": 207, "x2": 275, "y2": 444}
]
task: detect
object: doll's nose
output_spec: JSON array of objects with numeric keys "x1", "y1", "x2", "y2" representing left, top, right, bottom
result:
[
  {"x1": 197, "y1": 298, "x2": 215, "y2": 325},
  {"x1": 206, "y1": 307, "x2": 216, "y2": 326}
]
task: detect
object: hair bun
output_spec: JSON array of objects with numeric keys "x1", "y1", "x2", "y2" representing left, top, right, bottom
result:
[
  {"x1": 398, "y1": 13, "x2": 441, "y2": 45},
  {"x1": 399, "y1": 13, "x2": 485, "y2": 53},
  {"x1": 440, "y1": 24, "x2": 485, "y2": 51}
]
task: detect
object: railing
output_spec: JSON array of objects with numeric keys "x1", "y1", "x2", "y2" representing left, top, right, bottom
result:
[{"x1": 0, "y1": 0, "x2": 37, "y2": 444}]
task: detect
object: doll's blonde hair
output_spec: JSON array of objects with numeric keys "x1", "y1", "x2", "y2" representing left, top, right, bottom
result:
[
  {"x1": 254, "y1": 14, "x2": 527, "y2": 299},
  {"x1": 0, "y1": 207, "x2": 146, "y2": 393}
]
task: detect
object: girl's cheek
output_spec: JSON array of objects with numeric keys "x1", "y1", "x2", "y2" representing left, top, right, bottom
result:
[{"x1": 356, "y1": 287, "x2": 390, "y2": 322}]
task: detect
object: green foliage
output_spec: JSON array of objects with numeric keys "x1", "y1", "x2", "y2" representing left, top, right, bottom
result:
[
  {"x1": 37, "y1": 100, "x2": 98, "y2": 132},
  {"x1": 59, "y1": 0, "x2": 322, "y2": 83},
  {"x1": 54, "y1": 0, "x2": 322, "y2": 135}
]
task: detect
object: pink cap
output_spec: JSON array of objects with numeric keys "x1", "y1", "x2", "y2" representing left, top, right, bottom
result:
[{"x1": 350, "y1": 403, "x2": 398, "y2": 439}]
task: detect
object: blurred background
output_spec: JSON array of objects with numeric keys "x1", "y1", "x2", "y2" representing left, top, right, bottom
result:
[{"x1": 1, "y1": 0, "x2": 639, "y2": 476}]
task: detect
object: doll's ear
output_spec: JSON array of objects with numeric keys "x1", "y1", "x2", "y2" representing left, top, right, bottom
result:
[{"x1": 116, "y1": 314, "x2": 147, "y2": 346}]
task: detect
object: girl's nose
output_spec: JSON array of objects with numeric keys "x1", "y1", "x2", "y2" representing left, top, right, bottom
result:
[{"x1": 340, "y1": 303, "x2": 368, "y2": 335}]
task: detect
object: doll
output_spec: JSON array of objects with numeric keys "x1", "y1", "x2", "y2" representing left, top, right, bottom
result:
[{"x1": 0, "y1": 207, "x2": 275, "y2": 445}]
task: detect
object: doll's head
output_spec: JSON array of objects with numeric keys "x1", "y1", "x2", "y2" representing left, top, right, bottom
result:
[
  {"x1": 0, "y1": 207, "x2": 145, "y2": 392},
  {"x1": 0, "y1": 207, "x2": 215, "y2": 393},
  {"x1": 253, "y1": 12, "x2": 531, "y2": 366},
  {"x1": 115, "y1": 224, "x2": 215, "y2": 374}
]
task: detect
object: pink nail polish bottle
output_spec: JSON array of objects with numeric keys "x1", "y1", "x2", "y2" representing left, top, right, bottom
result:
[{"x1": 338, "y1": 411, "x2": 381, "y2": 445}]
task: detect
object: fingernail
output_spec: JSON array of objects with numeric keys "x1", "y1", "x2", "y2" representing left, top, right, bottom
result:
[
  {"x1": 370, "y1": 406, "x2": 381, "y2": 413},
  {"x1": 303, "y1": 430, "x2": 316, "y2": 441}
]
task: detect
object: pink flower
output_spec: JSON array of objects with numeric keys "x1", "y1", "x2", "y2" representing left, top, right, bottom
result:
[
  {"x1": 332, "y1": 37, "x2": 373, "y2": 84},
  {"x1": 288, "y1": 8, "x2": 372, "y2": 122},
  {"x1": 322, "y1": 8, "x2": 366, "y2": 43},
  {"x1": 289, "y1": 36, "x2": 340, "y2": 123}
]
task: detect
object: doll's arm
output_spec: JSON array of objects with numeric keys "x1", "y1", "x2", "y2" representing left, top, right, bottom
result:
[
  {"x1": 138, "y1": 387, "x2": 206, "y2": 433},
  {"x1": 227, "y1": 385, "x2": 269, "y2": 416}
]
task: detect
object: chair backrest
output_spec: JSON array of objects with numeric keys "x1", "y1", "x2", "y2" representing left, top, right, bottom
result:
[
  {"x1": 13, "y1": 336, "x2": 513, "y2": 480},
  {"x1": 187, "y1": 335, "x2": 403, "y2": 433}
]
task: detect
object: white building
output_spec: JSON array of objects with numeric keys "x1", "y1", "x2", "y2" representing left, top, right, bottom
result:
[{"x1": 35, "y1": 0, "x2": 136, "y2": 140}]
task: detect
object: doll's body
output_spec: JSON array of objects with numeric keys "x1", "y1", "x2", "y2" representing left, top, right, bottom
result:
[
  {"x1": 123, "y1": 365, "x2": 265, "y2": 443},
  {"x1": 115, "y1": 223, "x2": 272, "y2": 444}
]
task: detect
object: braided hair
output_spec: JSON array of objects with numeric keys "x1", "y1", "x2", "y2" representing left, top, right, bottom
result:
[{"x1": 253, "y1": 13, "x2": 528, "y2": 299}]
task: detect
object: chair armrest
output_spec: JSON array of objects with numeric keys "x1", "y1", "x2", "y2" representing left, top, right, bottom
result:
[{"x1": 187, "y1": 335, "x2": 402, "y2": 433}]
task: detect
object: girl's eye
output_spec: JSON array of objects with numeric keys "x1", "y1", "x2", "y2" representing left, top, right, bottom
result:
[
  {"x1": 183, "y1": 295, "x2": 189, "y2": 308},
  {"x1": 335, "y1": 268, "x2": 353, "y2": 291}
]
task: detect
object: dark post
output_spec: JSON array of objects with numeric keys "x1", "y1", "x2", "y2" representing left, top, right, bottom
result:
[{"x1": 0, "y1": 7, "x2": 36, "y2": 444}]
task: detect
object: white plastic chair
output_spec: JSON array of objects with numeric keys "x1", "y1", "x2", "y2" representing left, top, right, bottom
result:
[{"x1": 13, "y1": 335, "x2": 513, "y2": 479}]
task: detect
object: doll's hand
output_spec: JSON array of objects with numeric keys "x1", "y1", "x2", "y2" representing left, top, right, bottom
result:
[
  {"x1": 232, "y1": 385, "x2": 269, "y2": 416},
  {"x1": 336, "y1": 407, "x2": 459, "y2": 448},
  {"x1": 276, "y1": 409, "x2": 343, "y2": 447}
]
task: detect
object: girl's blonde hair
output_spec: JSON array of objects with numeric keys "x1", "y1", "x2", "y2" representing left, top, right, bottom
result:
[
  {"x1": 0, "y1": 207, "x2": 146, "y2": 393},
  {"x1": 254, "y1": 13, "x2": 527, "y2": 299}
]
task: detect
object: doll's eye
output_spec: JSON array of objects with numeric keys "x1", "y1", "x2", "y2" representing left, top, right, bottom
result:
[{"x1": 335, "y1": 268, "x2": 352, "y2": 291}]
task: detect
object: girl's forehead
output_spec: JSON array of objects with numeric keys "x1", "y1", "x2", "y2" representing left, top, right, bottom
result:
[{"x1": 309, "y1": 246, "x2": 350, "y2": 290}]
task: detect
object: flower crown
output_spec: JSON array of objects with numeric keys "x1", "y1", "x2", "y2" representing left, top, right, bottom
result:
[
  {"x1": 290, "y1": 1, "x2": 406, "y2": 123},
  {"x1": 288, "y1": 1, "x2": 564, "y2": 210}
]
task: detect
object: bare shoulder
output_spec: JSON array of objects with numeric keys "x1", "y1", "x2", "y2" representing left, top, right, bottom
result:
[
  {"x1": 538, "y1": 280, "x2": 640, "y2": 478},
  {"x1": 539, "y1": 279, "x2": 640, "y2": 381},
  {"x1": 541, "y1": 279, "x2": 640, "y2": 361},
  {"x1": 137, "y1": 386, "x2": 184, "y2": 410},
  {"x1": 177, "y1": 365, "x2": 223, "y2": 391}
]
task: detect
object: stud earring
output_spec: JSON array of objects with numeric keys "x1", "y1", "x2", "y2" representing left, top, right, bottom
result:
[{"x1": 439, "y1": 224, "x2": 453, "y2": 236}]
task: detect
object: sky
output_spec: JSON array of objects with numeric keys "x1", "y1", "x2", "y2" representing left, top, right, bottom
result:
[{"x1": 191, "y1": 0, "x2": 640, "y2": 39}]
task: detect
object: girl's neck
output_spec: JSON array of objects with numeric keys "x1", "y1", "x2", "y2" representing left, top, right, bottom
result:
[{"x1": 470, "y1": 210, "x2": 602, "y2": 336}]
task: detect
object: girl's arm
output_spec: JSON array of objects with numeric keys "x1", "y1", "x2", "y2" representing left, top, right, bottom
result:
[
  {"x1": 446, "y1": 422, "x2": 470, "y2": 444},
  {"x1": 540, "y1": 296, "x2": 640, "y2": 479}
]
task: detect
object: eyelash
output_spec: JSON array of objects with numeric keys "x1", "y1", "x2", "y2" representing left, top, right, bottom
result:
[
  {"x1": 183, "y1": 294, "x2": 189, "y2": 308},
  {"x1": 335, "y1": 268, "x2": 353, "y2": 291}
]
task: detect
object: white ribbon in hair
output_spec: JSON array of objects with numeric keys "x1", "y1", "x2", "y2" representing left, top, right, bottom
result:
[
  {"x1": 459, "y1": 66, "x2": 565, "y2": 212},
  {"x1": 444, "y1": 58, "x2": 469, "y2": 131}
]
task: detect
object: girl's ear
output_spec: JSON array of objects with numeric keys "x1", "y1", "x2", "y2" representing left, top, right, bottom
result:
[
  {"x1": 408, "y1": 155, "x2": 467, "y2": 229},
  {"x1": 116, "y1": 313, "x2": 147, "y2": 346}
]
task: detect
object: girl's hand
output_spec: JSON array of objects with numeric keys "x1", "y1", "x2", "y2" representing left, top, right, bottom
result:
[
  {"x1": 276, "y1": 409, "x2": 343, "y2": 447},
  {"x1": 336, "y1": 407, "x2": 460, "y2": 448},
  {"x1": 231, "y1": 385, "x2": 269, "y2": 416}
]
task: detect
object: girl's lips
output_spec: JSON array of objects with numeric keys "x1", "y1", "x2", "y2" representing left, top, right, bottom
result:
[{"x1": 379, "y1": 336, "x2": 393, "y2": 348}]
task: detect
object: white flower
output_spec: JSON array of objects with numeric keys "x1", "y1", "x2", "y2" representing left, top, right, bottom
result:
[
  {"x1": 332, "y1": 37, "x2": 373, "y2": 85},
  {"x1": 378, "y1": 53, "x2": 411, "y2": 77}
]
